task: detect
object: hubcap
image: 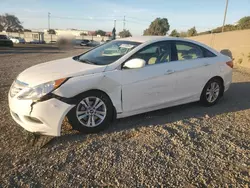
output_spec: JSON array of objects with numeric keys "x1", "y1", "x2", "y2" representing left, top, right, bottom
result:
[
  {"x1": 76, "y1": 97, "x2": 107, "y2": 127},
  {"x1": 206, "y1": 82, "x2": 220, "y2": 103}
]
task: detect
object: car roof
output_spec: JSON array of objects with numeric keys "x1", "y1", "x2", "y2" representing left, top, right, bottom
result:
[
  {"x1": 115, "y1": 36, "x2": 207, "y2": 45},
  {"x1": 116, "y1": 36, "x2": 181, "y2": 43},
  {"x1": 114, "y1": 35, "x2": 220, "y2": 57}
]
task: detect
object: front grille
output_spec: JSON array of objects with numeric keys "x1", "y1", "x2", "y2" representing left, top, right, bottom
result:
[{"x1": 10, "y1": 80, "x2": 28, "y2": 97}]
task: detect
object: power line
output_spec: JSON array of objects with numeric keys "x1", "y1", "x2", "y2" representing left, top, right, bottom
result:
[
  {"x1": 126, "y1": 16, "x2": 150, "y2": 23},
  {"x1": 46, "y1": 14, "x2": 217, "y2": 32},
  {"x1": 51, "y1": 15, "x2": 123, "y2": 22},
  {"x1": 126, "y1": 20, "x2": 149, "y2": 26},
  {"x1": 50, "y1": 14, "x2": 150, "y2": 27},
  {"x1": 123, "y1": 15, "x2": 126, "y2": 30}
]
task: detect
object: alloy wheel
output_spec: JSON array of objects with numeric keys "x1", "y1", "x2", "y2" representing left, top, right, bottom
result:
[
  {"x1": 206, "y1": 82, "x2": 220, "y2": 103},
  {"x1": 76, "y1": 96, "x2": 107, "y2": 127}
]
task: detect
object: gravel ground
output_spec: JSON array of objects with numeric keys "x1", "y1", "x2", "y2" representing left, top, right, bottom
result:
[{"x1": 0, "y1": 45, "x2": 249, "y2": 187}]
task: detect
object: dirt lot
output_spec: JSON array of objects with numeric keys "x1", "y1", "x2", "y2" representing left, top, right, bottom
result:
[{"x1": 0, "y1": 45, "x2": 249, "y2": 187}]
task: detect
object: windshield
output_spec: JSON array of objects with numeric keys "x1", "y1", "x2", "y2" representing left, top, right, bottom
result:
[{"x1": 78, "y1": 40, "x2": 141, "y2": 65}]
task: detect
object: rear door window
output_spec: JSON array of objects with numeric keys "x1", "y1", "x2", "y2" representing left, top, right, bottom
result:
[{"x1": 175, "y1": 41, "x2": 204, "y2": 61}]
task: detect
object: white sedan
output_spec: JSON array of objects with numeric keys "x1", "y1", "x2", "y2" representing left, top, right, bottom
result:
[
  {"x1": 8, "y1": 36, "x2": 233, "y2": 136},
  {"x1": 9, "y1": 36, "x2": 25, "y2": 44}
]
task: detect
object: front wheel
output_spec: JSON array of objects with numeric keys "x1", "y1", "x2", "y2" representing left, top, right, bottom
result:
[
  {"x1": 200, "y1": 78, "x2": 223, "y2": 106},
  {"x1": 67, "y1": 91, "x2": 113, "y2": 133}
]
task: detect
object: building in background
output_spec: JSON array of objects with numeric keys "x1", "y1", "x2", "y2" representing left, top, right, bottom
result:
[{"x1": 43, "y1": 29, "x2": 89, "y2": 36}]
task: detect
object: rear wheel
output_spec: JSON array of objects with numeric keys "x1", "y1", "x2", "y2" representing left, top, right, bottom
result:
[
  {"x1": 200, "y1": 78, "x2": 223, "y2": 106},
  {"x1": 67, "y1": 91, "x2": 113, "y2": 133}
]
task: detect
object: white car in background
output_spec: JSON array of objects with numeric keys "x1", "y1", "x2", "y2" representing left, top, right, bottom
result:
[
  {"x1": 8, "y1": 36, "x2": 233, "y2": 136},
  {"x1": 9, "y1": 36, "x2": 26, "y2": 44}
]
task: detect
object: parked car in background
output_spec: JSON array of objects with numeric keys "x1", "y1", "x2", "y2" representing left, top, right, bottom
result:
[
  {"x1": 59, "y1": 38, "x2": 99, "y2": 47},
  {"x1": 0, "y1": 34, "x2": 13, "y2": 47},
  {"x1": 9, "y1": 36, "x2": 26, "y2": 44},
  {"x1": 8, "y1": 36, "x2": 233, "y2": 136},
  {"x1": 8, "y1": 36, "x2": 19, "y2": 43},
  {"x1": 100, "y1": 39, "x2": 112, "y2": 45},
  {"x1": 79, "y1": 39, "x2": 99, "y2": 47},
  {"x1": 74, "y1": 39, "x2": 83, "y2": 45},
  {"x1": 88, "y1": 40, "x2": 100, "y2": 47},
  {"x1": 80, "y1": 39, "x2": 91, "y2": 46},
  {"x1": 29, "y1": 40, "x2": 45, "y2": 44}
]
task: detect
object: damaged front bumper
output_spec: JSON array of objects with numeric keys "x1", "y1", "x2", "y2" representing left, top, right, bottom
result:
[{"x1": 8, "y1": 93, "x2": 75, "y2": 136}]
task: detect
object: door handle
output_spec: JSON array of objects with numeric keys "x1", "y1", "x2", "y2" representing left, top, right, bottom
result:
[
  {"x1": 204, "y1": 63, "x2": 210, "y2": 66},
  {"x1": 165, "y1": 69, "x2": 175, "y2": 75}
]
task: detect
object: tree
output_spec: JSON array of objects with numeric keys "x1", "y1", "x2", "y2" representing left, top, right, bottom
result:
[
  {"x1": 47, "y1": 29, "x2": 56, "y2": 34},
  {"x1": 143, "y1": 18, "x2": 170, "y2": 36},
  {"x1": 237, "y1": 16, "x2": 250, "y2": 29},
  {"x1": 170, "y1": 29, "x2": 180, "y2": 37},
  {"x1": 143, "y1": 28, "x2": 150, "y2": 35},
  {"x1": 0, "y1": 24, "x2": 3, "y2": 32},
  {"x1": 198, "y1": 31, "x2": 211, "y2": 35},
  {"x1": 193, "y1": 15, "x2": 250, "y2": 36},
  {"x1": 23, "y1": 29, "x2": 32, "y2": 32},
  {"x1": 179, "y1": 31, "x2": 188, "y2": 37},
  {"x1": 0, "y1": 13, "x2": 23, "y2": 31},
  {"x1": 187, "y1": 27, "x2": 197, "y2": 37},
  {"x1": 6, "y1": 28, "x2": 15, "y2": 32},
  {"x1": 95, "y1": 30, "x2": 106, "y2": 36},
  {"x1": 210, "y1": 24, "x2": 237, "y2": 33},
  {"x1": 119, "y1": 29, "x2": 132, "y2": 38},
  {"x1": 80, "y1": 32, "x2": 87, "y2": 36}
]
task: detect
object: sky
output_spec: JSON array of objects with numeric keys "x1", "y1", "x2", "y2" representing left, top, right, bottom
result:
[{"x1": 1, "y1": 0, "x2": 250, "y2": 35}]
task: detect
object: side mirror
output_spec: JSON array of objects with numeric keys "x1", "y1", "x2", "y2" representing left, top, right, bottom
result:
[{"x1": 123, "y1": 58, "x2": 146, "y2": 69}]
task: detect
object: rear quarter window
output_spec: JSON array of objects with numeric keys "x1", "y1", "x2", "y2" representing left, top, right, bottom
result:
[{"x1": 202, "y1": 47, "x2": 217, "y2": 57}]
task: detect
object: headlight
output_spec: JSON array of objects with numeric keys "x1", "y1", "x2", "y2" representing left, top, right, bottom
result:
[{"x1": 18, "y1": 78, "x2": 67, "y2": 100}]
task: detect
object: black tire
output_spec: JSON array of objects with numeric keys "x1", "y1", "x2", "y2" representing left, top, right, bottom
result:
[
  {"x1": 200, "y1": 78, "x2": 223, "y2": 106},
  {"x1": 67, "y1": 91, "x2": 113, "y2": 133}
]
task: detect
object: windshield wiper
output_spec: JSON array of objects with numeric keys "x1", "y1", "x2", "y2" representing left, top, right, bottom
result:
[
  {"x1": 79, "y1": 59, "x2": 96, "y2": 65},
  {"x1": 73, "y1": 55, "x2": 80, "y2": 61}
]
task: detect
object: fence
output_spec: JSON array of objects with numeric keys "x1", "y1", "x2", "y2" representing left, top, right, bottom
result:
[{"x1": 189, "y1": 29, "x2": 250, "y2": 68}]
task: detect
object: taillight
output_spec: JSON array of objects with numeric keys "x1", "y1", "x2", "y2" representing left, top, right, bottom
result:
[{"x1": 226, "y1": 61, "x2": 233, "y2": 68}]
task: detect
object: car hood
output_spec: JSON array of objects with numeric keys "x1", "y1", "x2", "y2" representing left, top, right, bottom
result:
[{"x1": 17, "y1": 57, "x2": 106, "y2": 87}]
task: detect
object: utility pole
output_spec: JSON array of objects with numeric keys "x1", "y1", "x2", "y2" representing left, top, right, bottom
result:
[
  {"x1": 114, "y1": 19, "x2": 116, "y2": 29},
  {"x1": 123, "y1": 16, "x2": 126, "y2": 31},
  {"x1": 48, "y1": 12, "x2": 52, "y2": 43},
  {"x1": 222, "y1": 0, "x2": 229, "y2": 32},
  {"x1": 112, "y1": 19, "x2": 116, "y2": 40},
  {"x1": 48, "y1": 12, "x2": 51, "y2": 30}
]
